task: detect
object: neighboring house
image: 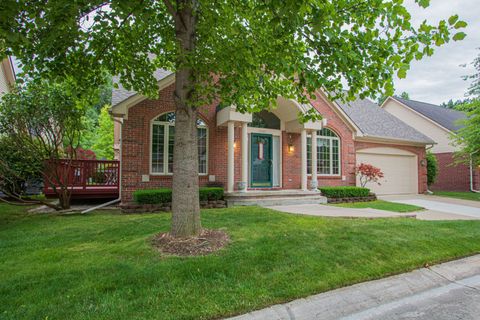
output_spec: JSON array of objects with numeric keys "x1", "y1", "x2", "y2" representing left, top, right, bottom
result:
[
  {"x1": 0, "y1": 57, "x2": 15, "y2": 97},
  {"x1": 382, "y1": 96, "x2": 479, "y2": 191},
  {"x1": 111, "y1": 71, "x2": 434, "y2": 203}
]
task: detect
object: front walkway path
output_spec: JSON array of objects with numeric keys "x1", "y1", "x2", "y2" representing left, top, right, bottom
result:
[
  {"x1": 227, "y1": 255, "x2": 480, "y2": 320},
  {"x1": 265, "y1": 204, "x2": 415, "y2": 219}
]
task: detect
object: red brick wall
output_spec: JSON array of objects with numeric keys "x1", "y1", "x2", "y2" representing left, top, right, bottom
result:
[
  {"x1": 429, "y1": 152, "x2": 479, "y2": 191},
  {"x1": 309, "y1": 95, "x2": 357, "y2": 188},
  {"x1": 354, "y1": 141, "x2": 428, "y2": 194},
  {"x1": 121, "y1": 84, "x2": 224, "y2": 202},
  {"x1": 120, "y1": 85, "x2": 430, "y2": 202}
]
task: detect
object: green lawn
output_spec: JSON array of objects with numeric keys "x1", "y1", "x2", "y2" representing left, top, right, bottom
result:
[
  {"x1": 433, "y1": 191, "x2": 480, "y2": 202},
  {"x1": 331, "y1": 200, "x2": 423, "y2": 213},
  {"x1": 1, "y1": 203, "x2": 480, "y2": 320}
]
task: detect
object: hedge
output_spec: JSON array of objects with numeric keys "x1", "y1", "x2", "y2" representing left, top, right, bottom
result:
[
  {"x1": 319, "y1": 186, "x2": 370, "y2": 198},
  {"x1": 133, "y1": 187, "x2": 224, "y2": 204}
]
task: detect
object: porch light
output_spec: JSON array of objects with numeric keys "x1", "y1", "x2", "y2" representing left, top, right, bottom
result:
[
  {"x1": 288, "y1": 144, "x2": 295, "y2": 153},
  {"x1": 233, "y1": 142, "x2": 237, "y2": 149}
]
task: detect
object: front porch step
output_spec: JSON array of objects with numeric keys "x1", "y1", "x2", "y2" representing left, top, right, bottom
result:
[{"x1": 225, "y1": 191, "x2": 327, "y2": 207}]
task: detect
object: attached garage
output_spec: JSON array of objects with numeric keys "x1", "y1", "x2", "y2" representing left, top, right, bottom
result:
[{"x1": 356, "y1": 147, "x2": 418, "y2": 195}]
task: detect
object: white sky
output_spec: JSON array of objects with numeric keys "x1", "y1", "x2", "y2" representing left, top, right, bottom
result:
[{"x1": 395, "y1": 0, "x2": 480, "y2": 104}]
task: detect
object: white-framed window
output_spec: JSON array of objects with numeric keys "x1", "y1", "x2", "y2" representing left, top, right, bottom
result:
[
  {"x1": 307, "y1": 128, "x2": 341, "y2": 176},
  {"x1": 151, "y1": 112, "x2": 208, "y2": 175}
]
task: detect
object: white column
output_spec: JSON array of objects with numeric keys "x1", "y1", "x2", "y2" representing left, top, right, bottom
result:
[
  {"x1": 301, "y1": 129, "x2": 308, "y2": 191},
  {"x1": 311, "y1": 130, "x2": 318, "y2": 190},
  {"x1": 241, "y1": 122, "x2": 248, "y2": 192},
  {"x1": 227, "y1": 121, "x2": 235, "y2": 193}
]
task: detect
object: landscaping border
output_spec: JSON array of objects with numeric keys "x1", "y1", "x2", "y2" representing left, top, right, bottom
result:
[
  {"x1": 121, "y1": 200, "x2": 227, "y2": 213},
  {"x1": 326, "y1": 194, "x2": 377, "y2": 204}
]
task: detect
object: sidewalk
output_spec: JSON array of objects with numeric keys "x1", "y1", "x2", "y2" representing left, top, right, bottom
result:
[{"x1": 227, "y1": 255, "x2": 480, "y2": 320}]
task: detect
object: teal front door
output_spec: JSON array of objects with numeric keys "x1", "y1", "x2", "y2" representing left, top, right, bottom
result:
[{"x1": 251, "y1": 133, "x2": 273, "y2": 187}]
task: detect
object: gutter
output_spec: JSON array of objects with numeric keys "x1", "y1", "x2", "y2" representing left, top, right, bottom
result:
[
  {"x1": 470, "y1": 150, "x2": 480, "y2": 193},
  {"x1": 81, "y1": 117, "x2": 123, "y2": 213}
]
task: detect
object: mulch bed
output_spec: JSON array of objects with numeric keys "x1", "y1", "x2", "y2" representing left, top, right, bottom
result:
[{"x1": 152, "y1": 229, "x2": 230, "y2": 256}]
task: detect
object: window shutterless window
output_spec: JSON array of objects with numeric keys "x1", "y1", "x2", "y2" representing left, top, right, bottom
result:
[
  {"x1": 307, "y1": 128, "x2": 341, "y2": 176},
  {"x1": 151, "y1": 112, "x2": 208, "y2": 175}
]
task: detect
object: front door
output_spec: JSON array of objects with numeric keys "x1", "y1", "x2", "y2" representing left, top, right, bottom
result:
[{"x1": 251, "y1": 133, "x2": 273, "y2": 187}]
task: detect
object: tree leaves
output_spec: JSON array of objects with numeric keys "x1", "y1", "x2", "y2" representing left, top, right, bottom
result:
[
  {"x1": 453, "y1": 32, "x2": 467, "y2": 41},
  {"x1": 0, "y1": 0, "x2": 468, "y2": 108}
]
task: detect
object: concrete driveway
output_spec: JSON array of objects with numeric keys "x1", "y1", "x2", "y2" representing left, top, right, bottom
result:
[{"x1": 380, "y1": 194, "x2": 480, "y2": 220}]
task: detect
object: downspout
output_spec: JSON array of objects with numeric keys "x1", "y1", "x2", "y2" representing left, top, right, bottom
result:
[
  {"x1": 470, "y1": 150, "x2": 480, "y2": 193},
  {"x1": 425, "y1": 143, "x2": 435, "y2": 195},
  {"x1": 81, "y1": 117, "x2": 123, "y2": 214}
]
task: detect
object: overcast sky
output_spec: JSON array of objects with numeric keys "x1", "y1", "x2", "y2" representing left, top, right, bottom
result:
[{"x1": 395, "y1": 0, "x2": 479, "y2": 104}]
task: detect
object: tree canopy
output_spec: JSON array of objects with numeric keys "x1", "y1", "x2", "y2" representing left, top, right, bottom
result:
[
  {"x1": 0, "y1": 0, "x2": 467, "y2": 109},
  {"x1": 453, "y1": 51, "x2": 480, "y2": 165}
]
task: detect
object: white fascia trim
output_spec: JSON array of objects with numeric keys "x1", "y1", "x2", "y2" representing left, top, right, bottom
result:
[
  {"x1": 111, "y1": 73, "x2": 176, "y2": 120},
  {"x1": 356, "y1": 134, "x2": 436, "y2": 147},
  {"x1": 382, "y1": 96, "x2": 455, "y2": 135}
]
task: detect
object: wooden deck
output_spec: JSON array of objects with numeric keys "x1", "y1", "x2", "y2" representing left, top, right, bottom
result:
[{"x1": 44, "y1": 159, "x2": 119, "y2": 199}]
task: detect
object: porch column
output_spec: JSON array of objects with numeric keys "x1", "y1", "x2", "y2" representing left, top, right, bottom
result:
[
  {"x1": 227, "y1": 121, "x2": 235, "y2": 193},
  {"x1": 301, "y1": 129, "x2": 308, "y2": 191},
  {"x1": 241, "y1": 122, "x2": 248, "y2": 192},
  {"x1": 311, "y1": 130, "x2": 318, "y2": 190}
]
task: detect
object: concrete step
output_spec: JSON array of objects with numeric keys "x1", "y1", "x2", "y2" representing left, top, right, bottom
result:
[{"x1": 226, "y1": 195, "x2": 327, "y2": 207}]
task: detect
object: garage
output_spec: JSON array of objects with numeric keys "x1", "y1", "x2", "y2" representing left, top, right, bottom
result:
[{"x1": 356, "y1": 147, "x2": 418, "y2": 195}]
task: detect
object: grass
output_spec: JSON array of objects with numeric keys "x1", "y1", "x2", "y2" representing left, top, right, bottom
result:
[
  {"x1": 433, "y1": 191, "x2": 480, "y2": 202},
  {"x1": 331, "y1": 200, "x2": 423, "y2": 213},
  {"x1": 1, "y1": 203, "x2": 480, "y2": 320}
]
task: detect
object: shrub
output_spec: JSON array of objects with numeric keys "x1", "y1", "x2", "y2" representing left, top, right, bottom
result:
[
  {"x1": 426, "y1": 151, "x2": 438, "y2": 186},
  {"x1": 199, "y1": 187, "x2": 224, "y2": 201},
  {"x1": 133, "y1": 187, "x2": 224, "y2": 204},
  {"x1": 134, "y1": 188, "x2": 172, "y2": 204},
  {"x1": 319, "y1": 186, "x2": 370, "y2": 198},
  {"x1": 356, "y1": 163, "x2": 384, "y2": 188}
]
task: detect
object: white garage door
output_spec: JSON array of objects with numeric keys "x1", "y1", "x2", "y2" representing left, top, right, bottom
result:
[{"x1": 356, "y1": 147, "x2": 418, "y2": 195}]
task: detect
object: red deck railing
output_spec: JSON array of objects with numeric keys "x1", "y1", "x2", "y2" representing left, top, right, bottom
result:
[{"x1": 44, "y1": 159, "x2": 120, "y2": 199}]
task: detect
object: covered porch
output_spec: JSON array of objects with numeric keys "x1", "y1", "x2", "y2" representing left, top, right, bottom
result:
[{"x1": 217, "y1": 97, "x2": 327, "y2": 193}]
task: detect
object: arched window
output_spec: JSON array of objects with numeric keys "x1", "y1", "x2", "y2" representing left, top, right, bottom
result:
[
  {"x1": 151, "y1": 112, "x2": 208, "y2": 175},
  {"x1": 248, "y1": 110, "x2": 281, "y2": 129},
  {"x1": 307, "y1": 128, "x2": 341, "y2": 176}
]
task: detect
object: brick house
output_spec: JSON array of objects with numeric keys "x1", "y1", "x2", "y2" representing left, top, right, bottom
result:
[
  {"x1": 382, "y1": 97, "x2": 480, "y2": 192},
  {"x1": 111, "y1": 71, "x2": 434, "y2": 203}
]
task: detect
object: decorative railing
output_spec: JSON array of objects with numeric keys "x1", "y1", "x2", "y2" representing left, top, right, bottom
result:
[{"x1": 43, "y1": 159, "x2": 119, "y2": 196}]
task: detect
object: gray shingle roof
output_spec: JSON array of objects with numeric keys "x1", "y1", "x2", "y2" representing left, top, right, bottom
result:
[
  {"x1": 111, "y1": 69, "x2": 173, "y2": 107},
  {"x1": 393, "y1": 97, "x2": 467, "y2": 132},
  {"x1": 337, "y1": 98, "x2": 435, "y2": 144}
]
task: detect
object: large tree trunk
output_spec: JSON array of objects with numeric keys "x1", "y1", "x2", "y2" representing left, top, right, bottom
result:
[{"x1": 171, "y1": 0, "x2": 202, "y2": 237}]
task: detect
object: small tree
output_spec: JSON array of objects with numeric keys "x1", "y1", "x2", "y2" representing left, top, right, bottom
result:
[
  {"x1": 0, "y1": 80, "x2": 86, "y2": 210},
  {"x1": 356, "y1": 163, "x2": 384, "y2": 188},
  {"x1": 426, "y1": 151, "x2": 438, "y2": 186},
  {"x1": 453, "y1": 50, "x2": 480, "y2": 166},
  {"x1": 91, "y1": 105, "x2": 114, "y2": 160}
]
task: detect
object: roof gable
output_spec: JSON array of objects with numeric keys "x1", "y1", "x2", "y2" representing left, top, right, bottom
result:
[
  {"x1": 392, "y1": 97, "x2": 467, "y2": 132},
  {"x1": 336, "y1": 97, "x2": 434, "y2": 144}
]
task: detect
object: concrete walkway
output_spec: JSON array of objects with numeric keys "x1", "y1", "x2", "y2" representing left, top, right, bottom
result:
[
  {"x1": 380, "y1": 194, "x2": 480, "y2": 220},
  {"x1": 227, "y1": 255, "x2": 480, "y2": 320},
  {"x1": 266, "y1": 204, "x2": 416, "y2": 219}
]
